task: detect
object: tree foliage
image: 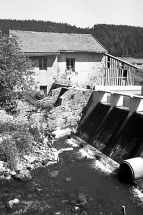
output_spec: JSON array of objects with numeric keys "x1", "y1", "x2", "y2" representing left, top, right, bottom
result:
[
  {"x1": 0, "y1": 19, "x2": 143, "y2": 57},
  {"x1": 0, "y1": 34, "x2": 35, "y2": 112},
  {"x1": 91, "y1": 24, "x2": 143, "y2": 58}
]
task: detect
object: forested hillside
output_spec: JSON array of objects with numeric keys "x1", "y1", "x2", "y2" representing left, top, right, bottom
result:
[{"x1": 0, "y1": 19, "x2": 143, "y2": 57}]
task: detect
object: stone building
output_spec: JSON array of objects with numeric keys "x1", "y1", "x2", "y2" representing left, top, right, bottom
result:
[{"x1": 9, "y1": 30, "x2": 138, "y2": 93}]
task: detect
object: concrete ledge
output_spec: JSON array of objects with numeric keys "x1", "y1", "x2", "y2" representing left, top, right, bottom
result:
[
  {"x1": 129, "y1": 96, "x2": 143, "y2": 112},
  {"x1": 88, "y1": 89, "x2": 143, "y2": 113},
  {"x1": 110, "y1": 93, "x2": 124, "y2": 107},
  {"x1": 94, "y1": 86, "x2": 142, "y2": 95}
]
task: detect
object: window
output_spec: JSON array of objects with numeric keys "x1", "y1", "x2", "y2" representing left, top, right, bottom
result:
[
  {"x1": 40, "y1": 86, "x2": 47, "y2": 94},
  {"x1": 66, "y1": 58, "x2": 75, "y2": 71},
  {"x1": 39, "y1": 58, "x2": 47, "y2": 70}
]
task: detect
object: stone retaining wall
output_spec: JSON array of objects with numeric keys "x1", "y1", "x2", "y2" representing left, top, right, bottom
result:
[{"x1": 46, "y1": 88, "x2": 92, "y2": 132}]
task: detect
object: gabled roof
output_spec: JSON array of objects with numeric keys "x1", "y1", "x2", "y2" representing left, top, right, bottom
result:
[{"x1": 9, "y1": 30, "x2": 107, "y2": 54}]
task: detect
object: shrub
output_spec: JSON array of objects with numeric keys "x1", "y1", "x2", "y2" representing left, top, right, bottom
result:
[
  {"x1": 0, "y1": 121, "x2": 17, "y2": 134},
  {"x1": 28, "y1": 124, "x2": 43, "y2": 143},
  {"x1": 0, "y1": 118, "x2": 43, "y2": 169},
  {"x1": 12, "y1": 130, "x2": 34, "y2": 155},
  {"x1": 0, "y1": 138, "x2": 19, "y2": 169},
  {"x1": 0, "y1": 97, "x2": 17, "y2": 114},
  {"x1": 24, "y1": 90, "x2": 45, "y2": 106}
]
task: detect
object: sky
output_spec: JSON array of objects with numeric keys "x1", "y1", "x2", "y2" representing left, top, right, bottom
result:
[{"x1": 0, "y1": 0, "x2": 143, "y2": 28}]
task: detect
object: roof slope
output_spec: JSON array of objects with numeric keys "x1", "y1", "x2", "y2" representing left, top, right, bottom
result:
[{"x1": 9, "y1": 30, "x2": 107, "y2": 54}]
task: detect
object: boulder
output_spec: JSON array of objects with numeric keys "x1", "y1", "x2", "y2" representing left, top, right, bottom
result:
[
  {"x1": 26, "y1": 164, "x2": 34, "y2": 171},
  {"x1": 23, "y1": 155, "x2": 36, "y2": 164},
  {"x1": 6, "y1": 198, "x2": 20, "y2": 209},
  {"x1": 13, "y1": 169, "x2": 32, "y2": 181},
  {"x1": 5, "y1": 175, "x2": 11, "y2": 180},
  {"x1": 72, "y1": 206, "x2": 80, "y2": 212},
  {"x1": 42, "y1": 159, "x2": 49, "y2": 166},
  {"x1": 52, "y1": 152, "x2": 59, "y2": 161},
  {"x1": 10, "y1": 171, "x2": 17, "y2": 176},
  {"x1": 0, "y1": 161, "x2": 6, "y2": 172},
  {"x1": 4, "y1": 170, "x2": 10, "y2": 177},
  {"x1": 52, "y1": 129, "x2": 71, "y2": 139}
]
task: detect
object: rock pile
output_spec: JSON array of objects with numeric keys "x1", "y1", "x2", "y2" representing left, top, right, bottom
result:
[
  {"x1": 0, "y1": 141, "x2": 60, "y2": 181},
  {"x1": 0, "y1": 109, "x2": 61, "y2": 181},
  {"x1": 46, "y1": 88, "x2": 92, "y2": 132},
  {"x1": 36, "y1": 87, "x2": 63, "y2": 109},
  {"x1": 0, "y1": 87, "x2": 92, "y2": 182},
  {"x1": 29, "y1": 88, "x2": 67, "y2": 130}
]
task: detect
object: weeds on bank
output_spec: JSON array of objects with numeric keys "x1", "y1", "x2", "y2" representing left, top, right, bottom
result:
[
  {"x1": 0, "y1": 90, "x2": 52, "y2": 170},
  {"x1": 0, "y1": 119, "x2": 42, "y2": 170}
]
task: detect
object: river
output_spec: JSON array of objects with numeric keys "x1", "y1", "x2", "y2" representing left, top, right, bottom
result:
[{"x1": 0, "y1": 136, "x2": 143, "y2": 215}]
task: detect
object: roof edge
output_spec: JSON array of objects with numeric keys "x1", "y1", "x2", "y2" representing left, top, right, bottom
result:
[
  {"x1": 9, "y1": 29, "x2": 93, "y2": 36},
  {"x1": 91, "y1": 34, "x2": 108, "y2": 53},
  {"x1": 59, "y1": 50, "x2": 106, "y2": 53},
  {"x1": 25, "y1": 52, "x2": 60, "y2": 56},
  {"x1": 106, "y1": 53, "x2": 138, "y2": 69}
]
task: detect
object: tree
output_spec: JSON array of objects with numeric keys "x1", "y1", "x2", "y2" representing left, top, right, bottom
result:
[{"x1": 0, "y1": 34, "x2": 35, "y2": 112}]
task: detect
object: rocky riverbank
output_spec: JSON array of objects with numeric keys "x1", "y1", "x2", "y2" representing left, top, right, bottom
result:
[
  {"x1": 0, "y1": 87, "x2": 92, "y2": 182},
  {"x1": 46, "y1": 88, "x2": 92, "y2": 132},
  {"x1": 0, "y1": 109, "x2": 64, "y2": 182},
  {"x1": 0, "y1": 135, "x2": 61, "y2": 181}
]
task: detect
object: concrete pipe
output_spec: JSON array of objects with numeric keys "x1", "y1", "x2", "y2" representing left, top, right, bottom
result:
[{"x1": 118, "y1": 157, "x2": 143, "y2": 182}]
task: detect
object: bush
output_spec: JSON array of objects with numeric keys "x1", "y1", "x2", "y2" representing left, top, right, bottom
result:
[
  {"x1": 12, "y1": 130, "x2": 33, "y2": 155},
  {"x1": 0, "y1": 138, "x2": 19, "y2": 169},
  {"x1": 24, "y1": 90, "x2": 45, "y2": 106},
  {"x1": 0, "y1": 93, "x2": 17, "y2": 114},
  {"x1": 0, "y1": 119, "x2": 29, "y2": 135},
  {"x1": 0, "y1": 110, "x2": 16, "y2": 134},
  {"x1": 28, "y1": 125, "x2": 43, "y2": 142},
  {"x1": 0, "y1": 118, "x2": 43, "y2": 169}
]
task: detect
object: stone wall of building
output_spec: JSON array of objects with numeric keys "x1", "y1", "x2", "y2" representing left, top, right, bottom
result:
[
  {"x1": 31, "y1": 55, "x2": 58, "y2": 93},
  {"x1": 56, "y1": 52, "x2": 105, "y2": 88},
  {"x1": 30, "y1": 53, "x2": 105, "y2": 93}
]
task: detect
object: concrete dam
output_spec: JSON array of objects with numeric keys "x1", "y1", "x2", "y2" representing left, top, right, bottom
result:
[{"x1": 74, "y1": 90, "x2": 143, "y2": 181}]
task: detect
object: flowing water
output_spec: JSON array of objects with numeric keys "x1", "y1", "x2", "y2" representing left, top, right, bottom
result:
[
  {"x1": 77, "y1": 103, "x2": 110, "y2": 142},
  {"x1": 77, "y1": 103, "x2": 143, "y2": 163},
  {"x1": 107, "y1": 112, "x2": 143, "y2": 163},
  {"x1": 0, "y1": 137, "x2": 143, "y2": 215},
  {"x1": 88, "y1": 107, "x2": 129, "y2": 152}
]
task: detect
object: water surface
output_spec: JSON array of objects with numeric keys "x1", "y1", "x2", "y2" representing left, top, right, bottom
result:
[{"x1": 0, "y1": 137, "x2": 143, "y2": 215}]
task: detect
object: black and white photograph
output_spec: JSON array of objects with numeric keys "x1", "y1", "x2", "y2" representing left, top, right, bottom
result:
[{"x1": 0, "y1": 0, "x2": 143, "y2": 214}]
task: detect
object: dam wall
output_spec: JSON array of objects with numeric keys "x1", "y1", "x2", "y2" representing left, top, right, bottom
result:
[
  {"x1": 94, "y1": 85, "x2": 142, "y2": 96},
  {"x1": 77, "y1": 90, "x2": 143, "y2": 163}
]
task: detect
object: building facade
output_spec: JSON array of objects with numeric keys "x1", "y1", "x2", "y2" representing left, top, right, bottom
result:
[{"x1": 9, "y1": 30, "x2": 138, "y2": 93}]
